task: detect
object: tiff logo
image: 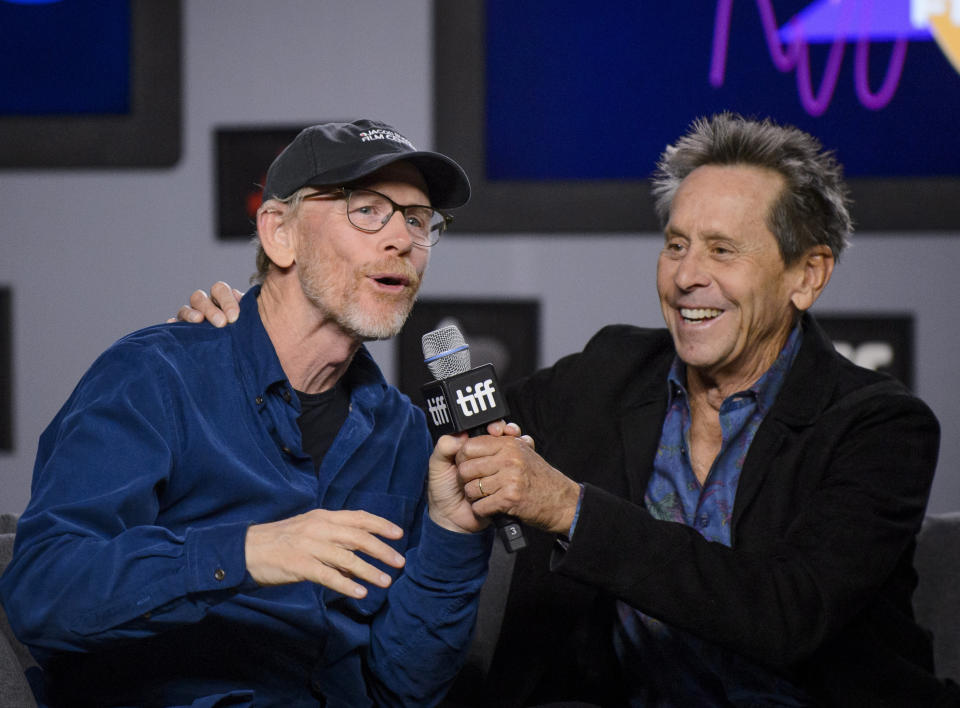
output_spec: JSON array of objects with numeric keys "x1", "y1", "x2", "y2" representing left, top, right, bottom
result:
[
  {"x1": 426, "y1": 395, "x2": 451, "y2": 427},
  {"x1": 455, "y1": 379, "x2": 498, "y2": 417}
]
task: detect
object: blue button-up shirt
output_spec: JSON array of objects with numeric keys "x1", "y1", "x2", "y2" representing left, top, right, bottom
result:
[
  {"x1": 0, "y1": 287, "x2": 492, "y2": 708},
  {"x1": 616, "y1": 325, "x2": 811, "y2": 706}
]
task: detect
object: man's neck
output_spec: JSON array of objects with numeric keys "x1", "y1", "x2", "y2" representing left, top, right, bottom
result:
[
  {"x1": 686, "y1": 362, "x2": 770, "y2": 413},
  {"x1": 685, "y1": 319, "x2": 799, "y2": 413},
  {"x1": 257, "y1": 275, "x2": 360, "y2": 394}
]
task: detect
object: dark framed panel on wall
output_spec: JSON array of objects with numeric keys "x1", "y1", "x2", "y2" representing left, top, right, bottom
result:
[
  {"x1": 0, "y1": 0, "x2": 181, "y2": 168},
  {"x1": 435, "y1": 1, "x2": 960, "y2": 233},
  {"x1": 215, "y1": 126, "x2": 309, "y2": 239},
  {"x1": 816, "y1": 312, "x2": 914, "y2": 390},
  {"x1": 396, "y1": 299, "x2": 540, "y2": 405},
  {"x1": 1, "y1": 287, "x2": 11, "y2": 451}
]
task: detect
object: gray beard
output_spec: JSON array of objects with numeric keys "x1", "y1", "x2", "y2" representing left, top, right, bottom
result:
[{"x1": 298, "y1": 268, "x2": 416, "y2": 341}]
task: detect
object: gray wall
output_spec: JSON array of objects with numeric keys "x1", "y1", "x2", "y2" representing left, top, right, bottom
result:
[{"x1": 1, "y1": 0, "x2": 957, "y2": 514}]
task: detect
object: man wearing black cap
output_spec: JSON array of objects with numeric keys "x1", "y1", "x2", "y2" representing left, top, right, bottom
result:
[{"x1": 0, "y1": 119, "x2": 492, "y2": 707}]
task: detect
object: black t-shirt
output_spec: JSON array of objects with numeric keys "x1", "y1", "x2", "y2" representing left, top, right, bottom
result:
[{"x1": 295, "y1": 381, "x2": 350, "y2": 473}]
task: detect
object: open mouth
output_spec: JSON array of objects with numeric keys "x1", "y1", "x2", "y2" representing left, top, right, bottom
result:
[
  {"x1": 371, "y1": 275, "x2": 410, "y2": 288},
  {"x1": 680, "y1": 307, "x2": 722, "y2": 323}
]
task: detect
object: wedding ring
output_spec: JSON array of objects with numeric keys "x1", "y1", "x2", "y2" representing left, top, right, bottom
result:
[{"x1": 478, "y1": 479, "x2": 486, "y2": 497}]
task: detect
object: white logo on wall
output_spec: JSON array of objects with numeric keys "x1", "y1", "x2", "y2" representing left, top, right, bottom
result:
[
  {"x1": 817, "y1": 314, "x2": 913, "y2": 388},
  {"x1": 426, "y1": 395, "x2": 450, "y2": 427},
  {"x1": 455, "y1": 379, "x2": 498, "y2": 417},
  {"x1": 833, "y1": 341, "x2": 894, "y2": 371}
]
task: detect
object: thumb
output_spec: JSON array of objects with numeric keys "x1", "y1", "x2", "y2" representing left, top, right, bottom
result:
[{"x1": 429, "y1": 433, "x2": 468, "y2": 469}]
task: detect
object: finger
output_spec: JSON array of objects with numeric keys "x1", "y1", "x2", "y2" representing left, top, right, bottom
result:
[
  {"x1": 192, "y1": 289, "x2": 227, "y2": 328},
  {"x1": 175, "y1": 304, "x2": 203, "y2": 323},
  {"x1": 485, "y1": 420, "x2": 506, "y2": 436},
  {"x1": 456, "y1": 433, "x2": 516, "y2": 464},
  {"x1": 306, "y1": 552, "x2": 389, "y2": 598},
  {"x1": 473, "y1": 476, "x2": 494, "y2": 500},
  {"x1": 333, "y1": 509, "x2": 405, "y2": 543},
  {"x1": 431, "y1": 433, "x2": 468, "y2": 466},
  {"x1": 317, "y1": 542, "x2": 399, "y2": 588},
  {"x1": 211, "y1": 281, "x2": 241, "y2": 323},
  {"x1": 188, "y1": 289, "x2": 209, "y2": 309},
  {"x1": 342, "y1": 531, "x2": 406, "y2": 571},
  {"x1": 311, "y1": 565, "x2": 371, "y2": 598}
]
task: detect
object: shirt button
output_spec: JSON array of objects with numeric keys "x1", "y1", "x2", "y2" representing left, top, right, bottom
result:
[
  {"x1": 283, "y1": 390, "x2": 292, "y2": 403},
  {"x1": 214, "y1": 568, "x2": 226, "y2": 582},
  {"x1": 255, "y1": 396, "x2": 263, "y2": 405},
  {"x1": 281, "y1": 445, "x2": 291, "y2": 455}
]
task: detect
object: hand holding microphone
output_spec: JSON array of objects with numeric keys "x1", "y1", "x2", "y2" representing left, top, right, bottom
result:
[
  {"x1": 421, "y1": 325, "x2": 583, "y2": 544},
  {"x1": 421, "y1": 325, "x2": 528, "y2": 553}
]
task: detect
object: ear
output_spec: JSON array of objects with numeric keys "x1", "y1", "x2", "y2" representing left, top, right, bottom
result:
[
  {"x1": 256, "y1": 204, "x2": 296, "y2": 270},
  {"x1": 789, "y1": 244, "x2": 835, "y2": 312}
]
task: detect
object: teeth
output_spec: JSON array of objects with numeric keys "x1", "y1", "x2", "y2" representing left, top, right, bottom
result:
[{"x1": 681, "y1": 308, "x2": 721, "y2": 321}]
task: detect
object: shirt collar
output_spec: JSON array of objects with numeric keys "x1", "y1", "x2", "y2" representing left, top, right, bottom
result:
[
  {"x1": 229, "y1": 284, "x2": 388, "y2": 409},
  {"x1": 231, "y1": 285, "x2": 288, "y2": 399},
  {"x1": 666, "y1": 321, "x2": 804, "y2": 415}
]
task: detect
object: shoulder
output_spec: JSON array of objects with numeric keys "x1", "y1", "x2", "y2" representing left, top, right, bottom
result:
[
  {"x1": 506, "y1": 325, "x2": 673, "y2": 423},
  {"x1": 831, "y1": 354, "x2": 937, "y2": 424},
  {"x1": 808, "y1": 315, "x2": 933, "y2": 419},
  {"x1": 778, "y1": 314, "x2": 935, "y2": 427},
  {"x1": 581, "y1": 324, "x2": 674, "y2": 364},
  {"x1": 542, "y1": 324, "x2": 673, "y2": 386},
  {"x1": 73, "y1": 322, "x2": 232, "y2": 402}
]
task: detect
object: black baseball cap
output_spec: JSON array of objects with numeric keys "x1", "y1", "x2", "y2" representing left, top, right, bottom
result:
[{"x1": 262, "y1": 119, "x2": 470, "y2": 209}]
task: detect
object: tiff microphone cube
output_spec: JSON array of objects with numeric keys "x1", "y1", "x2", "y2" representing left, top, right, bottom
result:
[
  {"x1": 421, "y1": 364, "x2": 505, "y2": 438},
  {"x1": 421, "y1": 326, "x2": 527, "y2": 553}
]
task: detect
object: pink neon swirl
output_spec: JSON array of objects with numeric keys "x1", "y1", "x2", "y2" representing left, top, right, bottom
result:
[
  {"x1": 855, "y1": 36, "x2": 908, "y2": 109},
  {"x1": 710, "y1": 0, "x2": 733, "y2": 86},
  {"x1": 755, "y1": 0, "x2": 801, "y2": 71},
  {"x1": 709, "y1": 0, "x2": 908, "y2": 115},
  {"x1": 854, "y1": 0, "x2": 909, "y2": 112},
  {"x1": 795, "y1": 31, "x2": 847, "y2": 116}
]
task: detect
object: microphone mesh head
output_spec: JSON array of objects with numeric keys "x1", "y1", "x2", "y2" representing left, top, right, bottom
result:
[{"x1": 421, "y1": 325, "x2": 471, "y2": 379}]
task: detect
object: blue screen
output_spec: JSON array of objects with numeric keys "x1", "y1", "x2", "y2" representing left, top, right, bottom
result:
[
  {"x1": 0, "y1": 0, "x2": 131, "y2": 115},
  {"x1": 485, "y1": 0, "x2": 960, "y2": 179}
]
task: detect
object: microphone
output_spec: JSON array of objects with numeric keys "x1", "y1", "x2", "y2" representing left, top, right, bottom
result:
[{"x1": 420, "y1": 325, "x2": 527, "y2": 553}]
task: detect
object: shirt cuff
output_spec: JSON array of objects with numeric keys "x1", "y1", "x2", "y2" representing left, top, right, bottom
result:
[
  {"x1": 184, "y1": 520, "x2": 253, "y2": 593},
  {"x1": 412, "y1": 512, "x2": 494, "y2": 583},
  {"x1": 554, "y1": 483, "x2": 586, "y2": 553}
]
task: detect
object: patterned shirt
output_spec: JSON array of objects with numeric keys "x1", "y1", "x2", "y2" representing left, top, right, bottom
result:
[{"x1": 615, "y1": 324, "x2": 812, "y2": 707}]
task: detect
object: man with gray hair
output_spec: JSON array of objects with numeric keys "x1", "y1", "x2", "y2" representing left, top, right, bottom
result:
[
  {"x1": 1, "y1": 119, "x2": 497, "y2": 707},
  {"x1": 446, "y1": 113, "x2": 953, "y2": 706}
]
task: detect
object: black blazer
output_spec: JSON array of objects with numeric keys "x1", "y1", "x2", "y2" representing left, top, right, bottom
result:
[{"x1": 467, "y1": 314, "x2": 952, "y2": 707}]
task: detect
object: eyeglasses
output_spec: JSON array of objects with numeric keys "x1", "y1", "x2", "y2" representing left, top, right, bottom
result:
[{"x1": 301, "y1": 187, "x2": 453, "y2": 247}]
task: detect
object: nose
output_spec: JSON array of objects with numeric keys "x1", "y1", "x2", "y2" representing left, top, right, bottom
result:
[
  {"x1": 672, "y1": 247, "x2": 711, "y2": 291},
  {"x1": 378, "y1": 210, "x2": 414, "y2": 253}
]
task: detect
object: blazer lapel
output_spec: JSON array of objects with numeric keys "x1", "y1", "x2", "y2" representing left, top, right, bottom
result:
[
  {"x1": 732, "y1": 313, "x2": 839, "y2": 529},
  {"x1": 618, "y1": 365, "x2": 670, "y2": 506}
]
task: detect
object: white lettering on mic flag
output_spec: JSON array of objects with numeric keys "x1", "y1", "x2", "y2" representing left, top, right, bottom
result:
[
  {"x1": 426, "y1": 395, "x2": 451, "y2": 427},
  {"x1": 454, "y1": 379, "x2": 498, "y2": 417}
]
